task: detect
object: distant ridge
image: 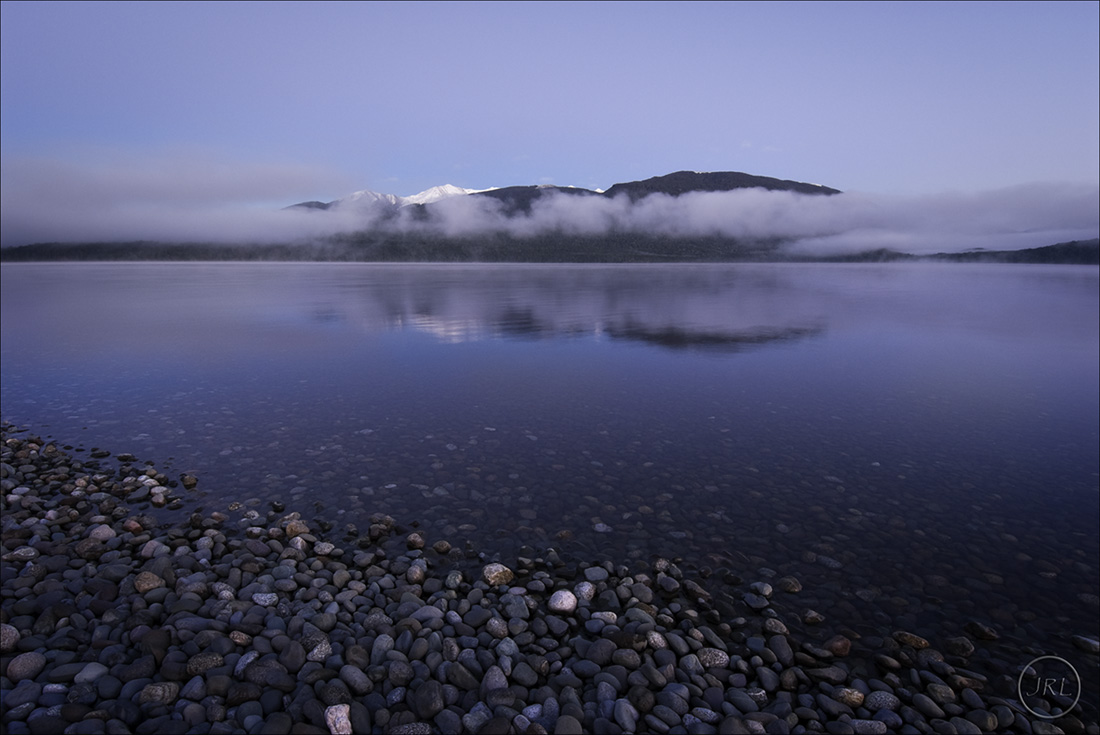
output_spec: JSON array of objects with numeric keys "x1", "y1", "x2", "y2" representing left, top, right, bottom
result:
[
  {"x1": 467, "y1": 185, "x2": 601, "y2": 216},
  {"x1": 289, "y1": 169, "x2": 841, "y2": 214},
  {"x1": 927, "y1": 238, "x2": 1099, "y2": 265},
  {"x1": 603, "y1": 171, "x2": 841, "y2": 199}
]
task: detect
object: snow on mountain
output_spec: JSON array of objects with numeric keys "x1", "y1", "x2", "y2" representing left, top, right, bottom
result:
[
  {"x1": 331, "y1": 184, "x2": 491, "y2": 211},
  {"x1": 401, "y1": 184, "x2": 481, "y2": 206},
  {"x1": 332, "y1": 189, "x2": 401, "y2": 210}
]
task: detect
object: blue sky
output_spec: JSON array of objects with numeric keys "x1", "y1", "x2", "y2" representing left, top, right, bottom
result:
[{"x1": 1, "y1": 1, "x2": 1098, "y2": 248}]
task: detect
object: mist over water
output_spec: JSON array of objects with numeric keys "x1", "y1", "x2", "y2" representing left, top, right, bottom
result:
[{"x1": 2, "y1": 153, "x2": 1096, "y2": 254}]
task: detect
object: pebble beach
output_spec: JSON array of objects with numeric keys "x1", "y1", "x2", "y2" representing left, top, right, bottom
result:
[{"x1": 2, "y1": 423, "x2": 1097, "y2": 735}]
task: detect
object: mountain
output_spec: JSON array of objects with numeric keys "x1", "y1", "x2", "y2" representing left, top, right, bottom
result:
[
  {"x1": 603, "y1": 170, "x2": 841, "y2": 199},
  {"x1": 468, "y1": 185, "x2": 602, "y2": 216},
  {"x1": 405, "y1": 184, "x2": 497, "y2": 206},
  {"x1": 289, "y1": 183, "x2": 485, "y2": 213},
  {"x1": 327, "y1": 189, "x2": 401, "y2": 211},
  {"x1": 289, "y1": 170, "x2": 841, "y2": 214}
]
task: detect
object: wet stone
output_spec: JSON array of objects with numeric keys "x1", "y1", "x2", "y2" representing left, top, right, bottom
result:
[
  {"x1": 742, "y1": 593, "x2": 769, "y2": 610},
  {"x1": 573, "y1": 659, "x2": 601, "y2": 678},
  {"x1": 749, "y1": 581, "x2": 773, "y2": 598},
  {"x1": 186, "y1": 652, "x2": 223, "y2": 676},
  {"x1": 864, "y1": 691, "x2": 900, "y2": 712},
  {"x1": 482, "y1": 563, "x2": 514, "y2": 586},
  {"x1": 926, "y1": 683, "x2": 956, "y2": 705},
  {"x1": 554, "y1": 714, "x2": 585, "y2": 734},
  {"x1": 306, "y1": 638, "x2": 332, "y2": 662},
  {"x1": 449, "y1": 662, "x2": 481, "y2": 690},
  {"x1": 279, "y1": 641, "x2": 306, "y2": 672},
  {"x1": 586, "y1": 639, "x2": 618, "y2": 666},
  {"x1": 226, "y1": 681, "x2": 263, "y2": 706},
  {"x1": 756, "y1": 667, "x2": 780, "y2": 693},
  {"x1": 803, "y1": 609, "x2": 826, "y2": 624},
  {"x1": 411, "y1": 678, "x2": 444, "y2": 719},
  {"x1": 824, "y1": 634, "x2": 852, "y2": 657},
  {"x1": 1072, "y1": 635, "x2": 1100, "y2": 654},
  {"x1": 321, "y1": 679, "x2": 352, "y2": 706},
  {"x1": 612, "y1": 648, "x2": 641, "y2": 669},
  {"x1": 339, "y1": 664, "x2": 372, "y2": 696},
  {"x1": 325, "y1": 703, "x2": 352, "y2": 735},
  {"x1": 776, "y1": 576, "x2": 802, "y2": 593},
  {"x1": 5, "y1": 681, "x2": 42, "y2": 709},
  {"x1": 6, "y1": 651, "x2": 47, "y2": 682},
  {"x1": 2, "y1": 622, "x2": 22, "y2": 652},
  {"x1": 138, "y1": 681, "x2": 180, "y2": 705},
  {"x1": 834, "y1": 688, "x2": 865, "y2": 708},
  {"x1": 912, "y1": 692, "x2": 945, "y2": 719},
  {"x1": 963, "y1": 621, "x2": 999, "y2": 640},
  {"x1": 549, "y1": 589, "x2": 578, "y2": 614},
  {"x1": 949, "y1": 716, "x2": 984, "y2": 734},
  {"x1": 892, "y1": 630, "x2": 929, "y2": 649},
  {"x1": 806, "y1": 666, "x2": 848, "y2": 685},
  {"x1": 817, "y1": 693, "x2": 851, "y2": 718},
  {"x1": 943, "y1": 636, "x2": 975, "y2": 657},
  {"x1": 767, "y1": 635, "x2": 794, "y2": 667},
  {"x1": 698, "y1": 647, "x2": 730, "y2": 668},
  {"x1": 965, "y1": 709, "x2": 998, "y2": 732},
  {"x1": 251, "y1": 592, "x2": 278, "y2": 606}
]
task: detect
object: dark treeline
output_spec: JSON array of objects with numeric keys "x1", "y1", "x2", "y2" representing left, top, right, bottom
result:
[
  {"x1": 1, "y1": 236, "x2": 1096, "y2": 265},
  {"x1": 0, "y1": 233, "x2": 786, "y2": 263},
  {"x1": 924, "y1": 238, "x2": 1100, "y2": 265}
]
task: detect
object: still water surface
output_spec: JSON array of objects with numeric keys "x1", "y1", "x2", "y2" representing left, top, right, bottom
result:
[{"x1": 2, "y1": 262, "x2": 1097, "y2": 674}]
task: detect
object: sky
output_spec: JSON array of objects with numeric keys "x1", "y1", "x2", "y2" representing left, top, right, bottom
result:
[{"x1": 1, "y1": 1, "x2": 1098, "y2": 250}]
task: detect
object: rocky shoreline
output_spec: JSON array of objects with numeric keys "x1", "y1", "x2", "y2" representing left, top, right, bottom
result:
[{"x1": 1, "y1": 424, "x2": 1095, "y2": 734}]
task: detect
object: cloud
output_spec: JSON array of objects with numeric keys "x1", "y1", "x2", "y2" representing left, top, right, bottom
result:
[
  {"x1": 2, "y1": 152, "x2": 1096, "y2": 254},
  {"x1": 400, "y1": 183, "x2": 1098, "y2": 254},
  {"x1": 780, "y1": 184, "x2": 1100, "y2": 254},
  {"x1": 1, "y1": 150, "x2": 358, "y2": 245}
]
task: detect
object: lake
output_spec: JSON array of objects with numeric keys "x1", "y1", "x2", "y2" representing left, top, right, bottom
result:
[{"x1": 1, "y1": 261, "x2": 1097, "y2": 695}]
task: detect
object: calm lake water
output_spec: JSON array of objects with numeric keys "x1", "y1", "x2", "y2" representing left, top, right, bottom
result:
[{"x1": 2, "y1": 261, "x2": 1098, "y2": 683}]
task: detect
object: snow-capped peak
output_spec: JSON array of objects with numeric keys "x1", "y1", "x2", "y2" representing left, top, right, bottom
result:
[
  {"x1": 335, "y1": 189, "x2": 401, "y2": 209},
  {"x1": 399, "y1": 184, "x2": 478, "y2": 206},
  {"x1": 331, "y1": 183, "x2": 491, "y2": 211}
]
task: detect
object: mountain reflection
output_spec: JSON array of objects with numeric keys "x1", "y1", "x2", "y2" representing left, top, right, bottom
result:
[
  {"x1": 340, "y1": 264, "x2": 830, "y2": 351},
  {"x1": 405, "y1": 314, "x2": 826, "y2": 352},
  {"x1": 495, "y1": 307, "x2": 542, "y2": 337},
  {"x1": 604, "y1": 322, "x2": 823, "y2": 352}
]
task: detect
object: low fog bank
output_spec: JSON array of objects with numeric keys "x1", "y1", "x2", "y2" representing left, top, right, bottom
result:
[
  {"x1": 0, "y1": 152, "x2": 357, "y2": 247},
  {"x1": 780, "y1": 184, "x2": 1100, "y2": 255},
  {"x1": 391, "y1": 183, "x2": 1099, "y2": 255},
  {"x1": 2, "y1": 155, "x2": 1096, "y2": 256}
]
